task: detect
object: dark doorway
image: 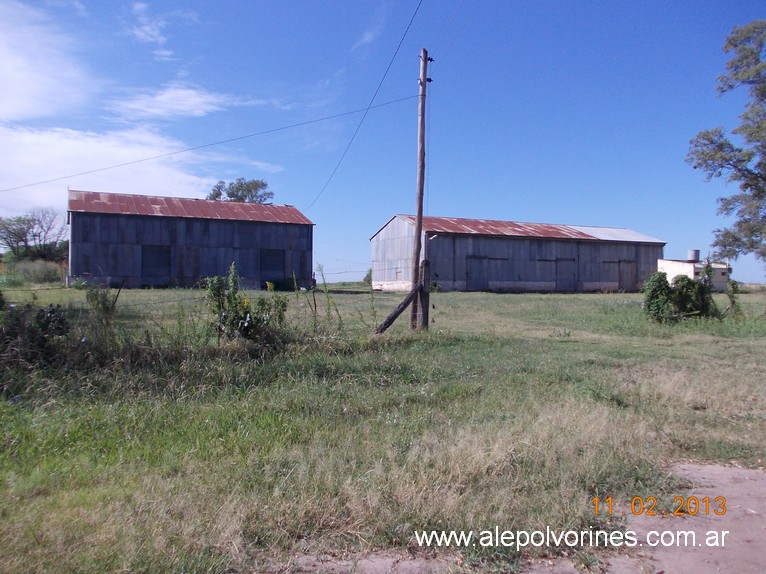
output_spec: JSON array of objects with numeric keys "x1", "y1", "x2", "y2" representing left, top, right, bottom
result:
[{"x1": 141, "y1": 245, "x2": 171, "y2": 286}]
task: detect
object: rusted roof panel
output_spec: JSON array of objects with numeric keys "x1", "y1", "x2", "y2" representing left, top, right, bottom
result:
[
  {"x1": 397, "y1": 215, "x2": 595, "y2": 240},
  {"x1": 394, "y1": 215, "x2": 664, "y2": 244},
  {"x1": 68, "y1": 190, "x2": 313, "y2": 225}
]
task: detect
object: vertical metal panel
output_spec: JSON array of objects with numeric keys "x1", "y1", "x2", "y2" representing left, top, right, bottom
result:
[
  {"x1": 371, "y1": 216, "x2": 416, "y2": 288},
  {"x1": 69, "y1": 211, "x2": 313, "y2": 288}
]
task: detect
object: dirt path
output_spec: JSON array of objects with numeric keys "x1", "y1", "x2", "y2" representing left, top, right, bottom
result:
[
  {"x1": 285, "y1": 463, "x2": 765, "y2": 573},
  {"x1": 524, "y1": 463, "x2": 766, "y2": 574}
]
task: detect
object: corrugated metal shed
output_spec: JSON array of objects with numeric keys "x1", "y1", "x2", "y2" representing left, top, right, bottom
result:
[
  {"x1": 68, "y1": 190, "x2": 312, "y2": 225},
  {"x1": 377, "y1": 215, "x2": 663, "y2": 244},
  {"x1": 68, "y1": 190, "x2": 313, "y2": 288},
  {"x1": 371, "y1": 214, "x2": 665, "y2": 292}
]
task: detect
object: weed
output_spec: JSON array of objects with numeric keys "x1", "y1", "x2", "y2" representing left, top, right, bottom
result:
[
  {"x1": 203, "y1": 263, "x2": 291, "y2": 361},
  {"x1": 0, "y1": 289, "x2": 763, "y2": 572}
]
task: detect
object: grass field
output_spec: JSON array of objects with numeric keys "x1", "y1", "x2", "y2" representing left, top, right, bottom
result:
[{"x1": 1, "y1": 284, "x2": 765, "y2": 573}]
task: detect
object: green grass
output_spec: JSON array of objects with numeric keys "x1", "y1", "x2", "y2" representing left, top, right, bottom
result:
[{"x1": 1, "y1": 287, "x2": 765, "y2": 572}]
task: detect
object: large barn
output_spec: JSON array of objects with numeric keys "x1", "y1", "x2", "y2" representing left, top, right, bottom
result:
[
  {"x1": 68, "y1": 190, "x2": 314, "y2": 288},
  {"x1": 371, "y1": 215, "x2": 665, "y2": 292}
]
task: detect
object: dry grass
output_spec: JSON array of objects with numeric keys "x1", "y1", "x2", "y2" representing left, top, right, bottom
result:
[{"x1": 1, "y1": 288, "x2": 764, "y2": 572}]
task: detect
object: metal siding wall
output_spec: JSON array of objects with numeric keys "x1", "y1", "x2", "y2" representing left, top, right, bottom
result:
[
  {"x1": 69, "y1": 212, "x2": 313, "y2": 288},
  {"x1": 371, "y1": 217, "x2": 416, "y2": 288},
  {"x1": 413, "y1": 234, "x2": 662, "y2": 293}
]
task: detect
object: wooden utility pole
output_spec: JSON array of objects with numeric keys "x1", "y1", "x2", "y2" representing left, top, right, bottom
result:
[
  {"x1": 373, "y1": 49, "x2": 432, "y2": 336},
  {"x1": 410, "y1": 48, "x2": 431, "y2": 329}
]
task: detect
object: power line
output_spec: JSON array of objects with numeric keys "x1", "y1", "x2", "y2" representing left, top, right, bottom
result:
[
  {"x1": 431, "y1": 0, "x2": 480, "y2": 72},
  {"x1": 0, "y1": 96, "x2": 417, "y2": 194},
  {"x1": 303, "y1": 0, "x2": 424, "y2": 211}
]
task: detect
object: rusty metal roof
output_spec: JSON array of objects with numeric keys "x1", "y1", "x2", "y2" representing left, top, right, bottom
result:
[
  {"x1": 389, "y1": 215, "x2": 664, "y2": 244},
  {"x1": 68, "y1": 190, "x2": 312, "y2": 225}
]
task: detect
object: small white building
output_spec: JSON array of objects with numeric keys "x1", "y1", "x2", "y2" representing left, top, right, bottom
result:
[{"x1": 657, "y1": 250, "x2": 731, "y2": 292}]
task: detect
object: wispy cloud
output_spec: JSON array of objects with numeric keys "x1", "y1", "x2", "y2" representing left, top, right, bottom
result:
[
  {"x1": 0, "y1": 1, "x2": 94, "y2": 121},
  {"x1": 108, "y1": 83, "x2": 272, "y2": 120},
  {"x1": 129, "y1": 1, "x2": 173, "y2": 60},
  {"x1": 352, "y1": 25, "x2": 384, "y2": 52},
  {"x1": 0, "y1": 1, "x2": 285, "y2": 216},
  {"x1": 351, "y1": 6, "x2": 388, "y2": 52},
  {"x1": 245, "y1": 160, "x2": 284, "y2": 174},
  {"x1": 44, "y1": 0, "x2": 88, "y2": 17}
]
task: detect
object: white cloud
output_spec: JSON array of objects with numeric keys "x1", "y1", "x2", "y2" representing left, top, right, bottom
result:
[
  {"x1": 351, "y1": 7, "x2": 388, "y2": 52},
  {"x1": 0, "y1": 1, "x2": 94, "y2": 121},
  {"x1": 0, "y1": 125, "x2": 215, "y2": 217},
  {"x1": 0, "y1": 2, "x2": 284, "y2": 220},
  {"x1": 127, "y1": 1, "x2": 197, "y2": 62},
  {"x1": 129, "y1": 1, "x2": 167, "y2": 46},
  {"x1": 108, "y1": 83, "x2": 287, "y2": 121},
  {"x1": 246, "y1": 160, "x2": 285, "y2": 174},
  {"x1": 153, "y1": 48, "x2": 176, "y2": 62},
  {"x1": 108, "y1": 83, "x2": 244, "y2": 119},
  {"x1": 352, "y1": 29, "x2": 380, "y2": 51}
]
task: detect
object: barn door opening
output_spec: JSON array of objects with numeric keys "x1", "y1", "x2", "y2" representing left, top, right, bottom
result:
[
  {"x1": 141, "y1": 245, "x2": 171, "y2": 286},
  {"x1": 556, "y1": 259, "x2": 576, "y2": 292},
  {"x1": 466, "y1": 256, "x2": 488, "y2": 291},
  {"x1": 618, "y1": 260, "x2": 637, "y2": 291},
  {"x1": 260, "y1": 248, "x2": 285, "y2": 284}
]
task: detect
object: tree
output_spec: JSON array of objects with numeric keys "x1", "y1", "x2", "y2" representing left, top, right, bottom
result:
[
  {"x1": 206, "y1": 178, "x2": 273, "y2": 204},
  {"x1": 686, "y1": 20, "x2": 766, "y2": 266},
  {"x1": 0, "y1": 208, "x2": 66, "y2": 261},
  {"x1": 28, "y1": 208, "x2": 66, "y2": 260},
  {"x1": 0, "y1": 215, "x2": 34, "y2": 257}
]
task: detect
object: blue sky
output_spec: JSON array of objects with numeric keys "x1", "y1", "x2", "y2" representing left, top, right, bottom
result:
[{"x1": 1, "y1": 0, "x2": 764, "y2": 283}]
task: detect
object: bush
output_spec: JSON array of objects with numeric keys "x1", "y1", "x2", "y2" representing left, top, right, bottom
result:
[
  {"x1": 1, "y1": 303, "x2": 71, "y2": 395},
  {"x1": 0, "y1": 272, "x2": 24, "y2": 288},
  {"x1": 642, "y1": 266, "x2": 720, "y2": 323},
  {"x1": 204, "y1": 263, "x2": 289, "y2": 351},
  {"x1": 641, "y1": 272, "x2": 675, "y2": 322},
  {"x1": 15, "y1": 260, "x2": 62, "y2": 284},
  {"x1": 671, "y1": 274, "x2": 718, "y2": 318}
]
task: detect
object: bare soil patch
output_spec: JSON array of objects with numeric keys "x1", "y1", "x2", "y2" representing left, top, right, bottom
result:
[
  {"x1": 523, "y1": 463, "x2": 766, "y2": 574},
  {"x1": 286, "y1": 463, "x2": 765, "y2": 573}
]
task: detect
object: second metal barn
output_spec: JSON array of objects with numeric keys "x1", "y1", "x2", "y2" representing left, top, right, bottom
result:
[
  {"x1": 371, "y1": 215, "x2": 665, "y2": 292},
  {"x1": 68, "y1": 190, "x2": 314, "y2": 288}
]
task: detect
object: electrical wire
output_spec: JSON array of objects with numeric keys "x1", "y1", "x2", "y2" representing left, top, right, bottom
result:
[
  {"x1": 431, "y1": 0, "x2": 480, "y2": 72},
  {"x1": 0, "y1": 96, "x2": 417, "y2": 194},
  {"x1": 303, "y1": 0, "x2": 424, "y2": 211}
]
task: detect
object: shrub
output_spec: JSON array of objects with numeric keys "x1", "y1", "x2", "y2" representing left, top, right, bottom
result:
[
  {"x1": 204, "y1": 263, "x2": 289, "y2": 349},
  {"x1": 0, "y1": 272, "x2": 24, "y2": 288},
  {"x1": 642, "y1": 265, "x2": 720, "y2": 323},
  {"x1": 641, "y1": 272, "x2": 675, "y2": 322},
  {"x1": 671, "y1": 274, "x2": 718, "y2": 318},
  {"x1": 16, "y1": 260, "x2": 62, "y2": 284},
  {"x1": 70, "y1": 278, "x2": 89, "y2": 290},
  {"x1": 1, "y1": 303, "x2": 70, "y2": 395}
]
